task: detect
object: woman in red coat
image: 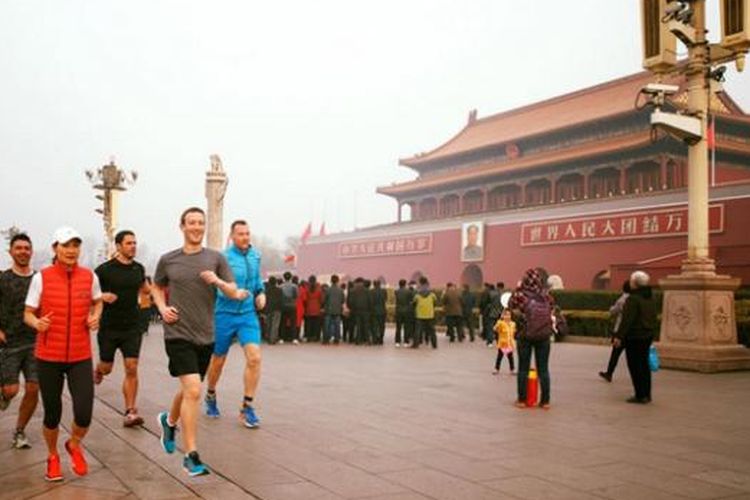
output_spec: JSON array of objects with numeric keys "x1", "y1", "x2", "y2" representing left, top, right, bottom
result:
[
  {"x1": 24, "y1": 227, "x2": 102, "y2": 482},
  {"x1": 296, "y1": 280, "x2": 307, "y2": 341}
]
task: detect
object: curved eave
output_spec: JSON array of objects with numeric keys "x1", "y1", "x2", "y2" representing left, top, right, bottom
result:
[
  {"x1": 379, "y1": 134, "x2": 750, "y2": 198},
  {"x1": 398, "y1": 121, "x2": 473, "y2": 169},
  {"x1": 401, "y1": 109, "x2": 645, "y2": 170}
]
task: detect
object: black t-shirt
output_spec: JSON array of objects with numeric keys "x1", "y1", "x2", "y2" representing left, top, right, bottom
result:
[
  {"x1": 95, "y1": 258, "x2": 145, "y2": 331},
  {"x1": 0, "y1": 269, "x2": 36, "y2": 348}
]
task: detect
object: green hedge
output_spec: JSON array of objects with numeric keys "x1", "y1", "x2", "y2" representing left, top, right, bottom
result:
[
  {"x1": 562, "y1": 310, "x2": 611, "y2": 337},
  {"x1": 551, "y1": 289, "x2": 668, "y2": 311},
  {"x1": 739, "y1": 320, "x2": 750, "y2": 347},
  {"x1": 735, "y1": 300, "x2": 750, "y2": 318},
  {"x1": 563, "y1": 309, "x2": 750, "y2": 345}
]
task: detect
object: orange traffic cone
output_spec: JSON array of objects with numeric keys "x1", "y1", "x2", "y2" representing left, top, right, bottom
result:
[{"x1": 526, "y1": 368, "x2": 539, "y2": 407}]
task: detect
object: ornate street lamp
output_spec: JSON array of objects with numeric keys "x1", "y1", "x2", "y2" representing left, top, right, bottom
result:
[{"x1": 85, "y1": 158, "x2": 137, "y2": 261}]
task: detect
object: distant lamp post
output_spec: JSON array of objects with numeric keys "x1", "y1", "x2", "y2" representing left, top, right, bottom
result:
[{"x1": 85, "y1": 158, "x2": 137, "y2": 260}]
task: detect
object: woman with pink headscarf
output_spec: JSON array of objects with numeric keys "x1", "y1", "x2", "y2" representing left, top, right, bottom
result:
[{"x1": 508, "y1": 268, "x2": 555, "y2": 409}]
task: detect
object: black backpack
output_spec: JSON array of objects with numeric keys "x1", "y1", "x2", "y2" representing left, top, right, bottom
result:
[{"x1": 523, "y1": 293, "x2": 554, "y2": 341}]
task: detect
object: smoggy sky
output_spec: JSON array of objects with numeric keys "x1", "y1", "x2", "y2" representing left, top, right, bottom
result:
[{"x1": 1, "y1": 0, "x2": 748, "y2": 268}]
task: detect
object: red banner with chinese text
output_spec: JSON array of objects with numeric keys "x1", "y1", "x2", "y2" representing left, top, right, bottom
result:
[
  {"x1": 520, "y1": 204, "x2": 724, "y2": 247},
  {"x1": 338, "y1": 234, "x2": 433, "y2": 259}
]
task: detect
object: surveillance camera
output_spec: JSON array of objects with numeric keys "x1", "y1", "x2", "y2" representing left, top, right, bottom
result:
[
  {"x1": 650, "y1": 109, "x2": 702, "y2": 145},
  {"x1": 642, "y1": 83, "x2": 680, "y2": 96},
  {"x1": 662, "y1": 1, "x2": 693, "y2": 24}
]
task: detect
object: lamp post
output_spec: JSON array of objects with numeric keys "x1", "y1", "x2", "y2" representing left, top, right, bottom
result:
[
  {"x1": 85, "y1": 158, "x2": 137, "y2": 261},
  {"x1": 640, "y1": 0, "x2": 750, "y2": 371}
]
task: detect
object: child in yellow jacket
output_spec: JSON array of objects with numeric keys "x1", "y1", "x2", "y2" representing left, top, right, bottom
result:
[{"x1": 493, "y1": 309, "x2": 516, "y2": 374}]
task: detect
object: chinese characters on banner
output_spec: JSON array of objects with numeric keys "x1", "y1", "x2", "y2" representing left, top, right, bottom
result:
[
  {"x1": 339, "y1": 234, "x2": 433, "y2": 259},
  {"x1": 520, "y1": 204, "x2": 724, "y2": 247}
]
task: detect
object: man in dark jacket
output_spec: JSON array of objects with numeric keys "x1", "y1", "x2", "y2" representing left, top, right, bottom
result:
[
  {"x1": 480, "y1": 283, "x2": 502, "y2": 345},
  {"x1": 460, "y1": 284, "x2": 476, "y2": 342},
  {"x1": 370, "y1": 280, "x2": 387, "y2": 345},
  {"x1": 342, "y1": 282, "x2": 352, "y2": 343},
  {"x1": 264, "y1": 277, "x2": 283, "y2": 344},
  {"x1": 279, "y1": 272, "x2": 298, "y2": 343},
  {"x1": 346, "y1": 278, "x2": 371, "y2": 345},
  {"x1": 442, "y1": 283, "x2": 464, "y2": 342},
  {"x1": 324, "y1": 275, "x2": 345, "y2": 344},
  {"x1": 614, "y1": 271, "x2": 657, "y2": 404},
  {"x1": 394, "y1": 279, "x2": 414, "y2": 347}
]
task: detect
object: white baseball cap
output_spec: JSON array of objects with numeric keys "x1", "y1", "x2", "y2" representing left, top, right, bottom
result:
[{"x1": 52, "y1": 226, "x2": 82, "y2": 246}]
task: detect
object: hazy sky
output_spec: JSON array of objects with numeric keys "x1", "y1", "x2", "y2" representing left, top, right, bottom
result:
[{"x1": 1, "y1": 1, "x2": 748, "y2": 268}]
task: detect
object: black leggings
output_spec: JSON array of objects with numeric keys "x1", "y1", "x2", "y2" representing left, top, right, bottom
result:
[
  {"x1": 38, "y1": 359, "x2": 94, "y2": 429},
  {"x1": 495, "y1": 350, "x2": 515, "y2": 371}
]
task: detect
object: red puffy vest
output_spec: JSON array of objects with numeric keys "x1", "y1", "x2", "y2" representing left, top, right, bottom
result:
[{"x1": 35, "y1": 262, "x2": 94, "y2": 363}]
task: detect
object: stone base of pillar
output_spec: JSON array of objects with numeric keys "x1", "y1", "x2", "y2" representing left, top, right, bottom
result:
[
  {"x1": 658, "y1": 264, "x2": 750, "y2": 373},
  {"x1": 655, "y1": 342, "x2": 750, "y2": 372}
]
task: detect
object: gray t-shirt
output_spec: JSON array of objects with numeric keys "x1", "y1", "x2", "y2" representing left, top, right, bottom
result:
[{"x1": 154, "y1": 247, "x2": 233, "y2": 345}]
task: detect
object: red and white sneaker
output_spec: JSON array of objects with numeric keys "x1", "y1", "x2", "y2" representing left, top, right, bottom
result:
[
  {"x1": 45, "y1": 454, "x2": 63, "y2": 482},
  {"x1": 64, "y1": 440, "x2": 88, "y2": 476}
]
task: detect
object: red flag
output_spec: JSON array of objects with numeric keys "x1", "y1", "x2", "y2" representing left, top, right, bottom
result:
[
  {"x1": 300, "y1": 222, "x2": 312, "y2": 244},
  {"x1": 707, "y1": 118, "x2": 716, "y2": 149},
  {"x1": 284, "y1": 254, "x2": 296, "y2": 264},
  {"x1": 319, "y1": 222, "x2": 326, "y2": 236}
]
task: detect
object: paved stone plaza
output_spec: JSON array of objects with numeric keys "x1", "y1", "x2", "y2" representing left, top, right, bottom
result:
[{"x1": 1, "y1": 326, "x2": 750, "y2": 499}]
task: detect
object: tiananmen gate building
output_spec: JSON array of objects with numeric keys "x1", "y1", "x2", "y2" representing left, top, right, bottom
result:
[{"x1": 297, "y1": 71, "x2": 750, "y2": 290}]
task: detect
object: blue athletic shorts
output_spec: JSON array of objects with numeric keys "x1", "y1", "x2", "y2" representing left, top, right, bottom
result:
[{"x1": 214, "y1": 312, "x2": 261, "y2": 356}]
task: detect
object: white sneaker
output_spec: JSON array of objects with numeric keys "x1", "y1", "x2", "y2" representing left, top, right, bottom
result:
[
  {"x1": 292, "y1": 339, "x2": 299, "y2": 345},
  {"x1": 278, "y1": 339, "x2": 285, "y2": 344},
  {"x1": 395, "y1": 343, "x2": 401, "y2": 348},
  {"x1": 12, "y1": 430, "x2": 30, "y2": 449}
]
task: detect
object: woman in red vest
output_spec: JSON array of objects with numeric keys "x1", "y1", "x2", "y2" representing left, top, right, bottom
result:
[{"x1": 24, "y1": 227, "x2": 102, "y2": 482}]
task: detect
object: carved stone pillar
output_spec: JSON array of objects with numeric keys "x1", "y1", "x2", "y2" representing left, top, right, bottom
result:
[
  {"x1": 205, "y1": 155, "x2": 228, "y2": 250},
  {"x1": 660, "y1": 155, "x2": 669, "y2": 190},
  {"x1": 619, "y1": 166, "x2": 627, "y2": 195}
]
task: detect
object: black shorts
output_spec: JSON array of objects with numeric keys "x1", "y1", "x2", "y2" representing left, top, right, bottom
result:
[
  {"x1": 164, "y1": 339, "x2": 214, "y2": 379},
  {"x1": 0, "y1": 345, "x2": 38, "y2": 385},
  {"x1": 98, "y1": 327, "x2": 143, "y2": 363}
]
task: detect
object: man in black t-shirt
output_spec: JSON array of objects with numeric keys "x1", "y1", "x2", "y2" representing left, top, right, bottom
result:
[
  {"x1": 94, "y1": 230, "x2": 148, "y2": 427},
  {"x1": 0, "y1": 234, "x2": 39, "y2": 449}
]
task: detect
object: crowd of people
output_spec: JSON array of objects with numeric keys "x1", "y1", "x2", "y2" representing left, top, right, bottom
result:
[
  {"x1": 0, "y1": 207, "x2": 659, "y2": 484},
  {"x1": 256, "y1": 275, "x2": 517, "y2": 350}
]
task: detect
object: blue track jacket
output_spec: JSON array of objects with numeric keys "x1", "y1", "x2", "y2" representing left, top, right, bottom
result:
[{"x1": 215, "y1": 245, "x2": 264, "y2": 315}]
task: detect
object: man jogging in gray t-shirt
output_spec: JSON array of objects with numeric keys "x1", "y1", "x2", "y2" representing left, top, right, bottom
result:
[{"x1": 152, "y1": 207, "x2": 248, "y2": 477}]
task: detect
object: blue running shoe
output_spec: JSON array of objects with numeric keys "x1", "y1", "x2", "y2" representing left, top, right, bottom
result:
[
  {"x1": 240, "y1": 405, "x2": 260, "y2": 428},
  {"x1": 183, "y1": 451, "x2": 210, "y2": 477},
  {"x1": 205, "y1": 397, "x2": 220, "y2": 418},
  {"x1": 157, "y1": 411, "x2": 177, "y2": 454}
]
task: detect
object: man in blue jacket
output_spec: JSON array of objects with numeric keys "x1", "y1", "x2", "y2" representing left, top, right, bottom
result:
[{"x1": 204, "y1": 220, "x2": 266, "y2": 428}]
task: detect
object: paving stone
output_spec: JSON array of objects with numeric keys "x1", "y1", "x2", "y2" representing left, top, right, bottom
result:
[
  {"x1": 382, "y1": 468, "x2": 504, "y2": 500},
  {"x1": 591, "y1": 482, "x2": 691, "y2": 500},
  {"x1": 690, "y1": 470, "x2": 750, "y2": 493},
  {"x1": 482, "y1": 475, "x2": 609, "y2": 500},
  {"x1": 589, "y1": 462, "x2": 744, "y2": 499}
]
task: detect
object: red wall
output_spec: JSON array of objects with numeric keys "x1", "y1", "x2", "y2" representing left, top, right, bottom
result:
[{"x1": 298, "y1": 197, "x2": 750, "y2": 289}]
